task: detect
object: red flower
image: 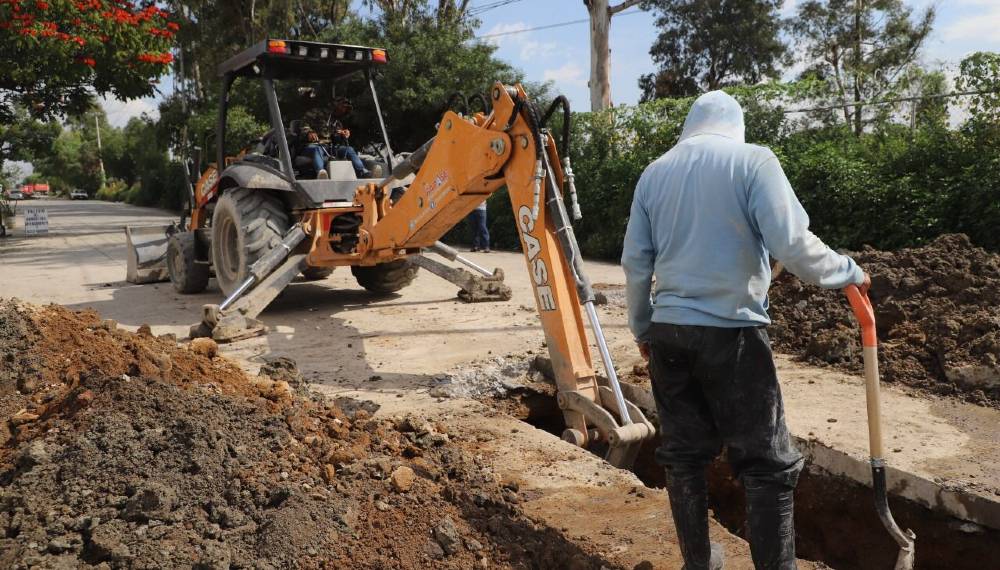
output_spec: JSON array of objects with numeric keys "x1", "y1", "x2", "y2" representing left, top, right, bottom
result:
[
  {"x1": 166, "y1": 22, "x2": 179, "y2": 31},
  {"x1": 80, "y1": 57, "x2": 96, "y2": 67},
  {"x1": 35, "y1": 0, "x2": 48, "y2": 9}
]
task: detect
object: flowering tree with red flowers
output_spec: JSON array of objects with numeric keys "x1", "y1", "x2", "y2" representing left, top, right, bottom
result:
[{"x1": 0, "y1": 0, "x2": 177, "y2": 121}]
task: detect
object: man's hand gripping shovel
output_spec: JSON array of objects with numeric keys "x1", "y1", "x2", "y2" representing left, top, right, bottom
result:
[{"x1": 844, "y1": 284, "x2": 916, "y2": 569}]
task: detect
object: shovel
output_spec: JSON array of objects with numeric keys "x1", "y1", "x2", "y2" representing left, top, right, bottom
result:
[{"x1": 844, "y1": 284, "x2": 916, "y2": 570}]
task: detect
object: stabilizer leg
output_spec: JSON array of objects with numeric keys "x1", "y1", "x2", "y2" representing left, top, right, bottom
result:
[{"x1": 410, "y1": 254, "x2": 512, "y2": 302}]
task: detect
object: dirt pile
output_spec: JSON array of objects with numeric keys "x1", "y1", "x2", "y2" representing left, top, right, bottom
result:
[
  {"x1": 769, "y1": 234, "x2": 1000, "y2": 405},
  {"x1": 0, "y1": 301, "x2": 613, "y2": 569}
]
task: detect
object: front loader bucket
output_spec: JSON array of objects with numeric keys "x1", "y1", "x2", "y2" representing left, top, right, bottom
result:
[{"x1": 125, "y1": 225, "x2": 171, "y2": 284}]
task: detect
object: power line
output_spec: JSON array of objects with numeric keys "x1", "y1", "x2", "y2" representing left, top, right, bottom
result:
[
  {"x1": 781, "y1": 88, "x2": 1000, "y2": 114},
  {"x1": 477, "y1": 10, "x2": 643, "y2": 39},
  {"x1": 467, "y1": 0, "x2": 525, "y2": 17}
]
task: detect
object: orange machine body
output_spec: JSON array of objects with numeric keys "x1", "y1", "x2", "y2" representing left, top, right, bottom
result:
[{"x1": 187, "y1": 83, "x2": 604, "y2": 439}]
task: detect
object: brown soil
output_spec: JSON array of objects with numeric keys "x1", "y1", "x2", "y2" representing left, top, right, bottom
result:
[
  {"x1": 0, "y1": 300, "x2": 618, "y2": 569},
  {"x1": 769, "y1": 234, "x2": 1000, "y2": 407}
]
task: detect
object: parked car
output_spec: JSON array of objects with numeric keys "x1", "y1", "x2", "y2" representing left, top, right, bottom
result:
[
  {"x1": 8, "y1": 191, "x2": 24, "y2": 200},
  {"x1": 70, "y1": 189, "x2": 89, "y2": 200}
]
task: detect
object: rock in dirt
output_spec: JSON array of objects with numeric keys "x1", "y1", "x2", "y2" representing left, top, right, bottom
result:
[
  {"x1": 189, "y1": 337, "x2": 219, "y2": 359},
  {"x1": 433, "y1": 516, "x2": 463, "y2": 555},
  {"x1": 259, "y1": 356, "x2": 304, "y2": 388},
  {"x1": 390, "y1": 465, "x2": 416, "y2": 492},
  {"x1": 87, "y1": 519, "x2": 132, "y2": 563},
  {"x1": 123, "y1": 482, "x2": 178, "y2": 521},
  {"x1": 15, "y1": 375, "x2": 38, "y2": 394},
  {"x1": 16, "y1": 440, "x2": 48, "y2": 469}
]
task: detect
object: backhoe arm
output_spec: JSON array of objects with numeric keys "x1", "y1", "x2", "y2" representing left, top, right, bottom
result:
[{"x1": 365, "y1": 83, "x2": 654, "y2": 465}]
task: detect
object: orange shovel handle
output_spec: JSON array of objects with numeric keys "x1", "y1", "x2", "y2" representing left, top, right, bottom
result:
[{"x1": 844, "y1": 284, "x2": 877, "y2": 348}]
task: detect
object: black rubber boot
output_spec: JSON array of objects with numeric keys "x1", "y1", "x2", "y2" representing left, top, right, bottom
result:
[
  {"x1": 666, "y1": 470, "x2": 725, "y2": 570},
  {"x1": 745, "y1": 478, "x2": 797, "y2": 570}
]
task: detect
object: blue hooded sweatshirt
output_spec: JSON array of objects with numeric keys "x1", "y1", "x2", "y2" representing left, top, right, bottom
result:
[{"x1": 621, "y1": 91, "x2": 864, "y2": 338}]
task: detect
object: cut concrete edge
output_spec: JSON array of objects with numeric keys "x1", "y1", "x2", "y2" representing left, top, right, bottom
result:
[
  {"x1": 618, "y1": 381, "x2": 1000, "y2": 531},
  {"x1": 797, "y1": 438, "x2": 999, "y2": 531}
]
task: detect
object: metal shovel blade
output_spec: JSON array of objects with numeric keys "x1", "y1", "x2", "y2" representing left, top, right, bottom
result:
[
  {"x1": 125, "y1": 225, "x2": 171, "y2": 284},
  {"x1": 873, "y1": 461, "x2": 916, "y2": 570}
]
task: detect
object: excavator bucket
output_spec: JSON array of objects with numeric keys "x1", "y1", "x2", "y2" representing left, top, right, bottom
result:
[{"x1": 125, "y1": 225, "x2": 171, "y2": 284}]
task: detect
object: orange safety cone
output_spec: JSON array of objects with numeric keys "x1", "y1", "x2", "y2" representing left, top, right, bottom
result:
[{"x1": 844, "y1": 284, "x2": 916, "y2": 570}]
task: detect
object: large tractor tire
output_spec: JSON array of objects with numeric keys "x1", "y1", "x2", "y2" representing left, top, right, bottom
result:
[
  {"x1": 301, "y1": 266, "x2": 334, "y2": 281},
  {"x1": 351, "y1": 259, "x2": 419, "y2": 294},
  {"x1": 211, "y1": 188, "x2": 290, "y2": 296},
  {"x1": 167, "y1": 231, "x2": 209, "y2": 294}
]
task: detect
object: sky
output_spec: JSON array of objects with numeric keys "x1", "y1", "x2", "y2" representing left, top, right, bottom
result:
[{"x1": 13, "y1": 0, "x2": 1000, "y2": 180}]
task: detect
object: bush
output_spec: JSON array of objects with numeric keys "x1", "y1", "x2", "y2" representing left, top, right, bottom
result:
[
  {"x1": 96, "y1": 179, "x2": 129, "y2": 202},
  {"x1": 477, "y1": 78, "x2": 1000, "y2": 260}
]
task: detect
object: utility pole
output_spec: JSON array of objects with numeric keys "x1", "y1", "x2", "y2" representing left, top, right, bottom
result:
[
  {"x1": 584, "y1": 0, "x2": 641, "y2": 112},
  {"x1": 94, "y1": 113, "x2": 106, "y2": 186}
]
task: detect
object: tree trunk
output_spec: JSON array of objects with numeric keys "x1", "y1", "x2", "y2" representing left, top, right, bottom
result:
[{"x1": 585, "y1": 0, "x2": 640, "y2": 112}]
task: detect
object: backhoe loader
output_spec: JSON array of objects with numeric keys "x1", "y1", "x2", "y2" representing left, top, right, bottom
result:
[{"x1": 134, "y1": 39, "x2": 654, "y2": 467}]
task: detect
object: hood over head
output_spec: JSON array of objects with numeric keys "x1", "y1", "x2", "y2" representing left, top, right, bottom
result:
[{"x1": 678, "y1": 91, "x2": 745, "y2": 143}]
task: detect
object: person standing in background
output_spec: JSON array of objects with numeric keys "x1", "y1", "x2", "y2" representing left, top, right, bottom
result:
[{"x1": 468, "y1": 200, "x2": 490, "y2": 253}]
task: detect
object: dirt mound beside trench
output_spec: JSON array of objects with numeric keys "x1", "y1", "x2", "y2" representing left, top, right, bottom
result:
[
  {"x1": 769, "y1": 234, "x2": 1000, "y2": 406},
  {"x1": 0, "y1": 301, "x2": 613, "y2": 569}
]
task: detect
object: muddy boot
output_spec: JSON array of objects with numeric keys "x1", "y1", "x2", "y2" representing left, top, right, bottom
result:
[
  {"x1": 745, "y1": 479, "x2": 796, "y2": 570},
  {"x1": 666, "y1": 470, "x2": 724, "y2": 570}
]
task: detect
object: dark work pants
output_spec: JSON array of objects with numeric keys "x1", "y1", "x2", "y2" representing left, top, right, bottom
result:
[
  {"x1": 468, "y1": 209, "x2": 489, "y2": 250},
  {"x1": 647, "y1": 322, "x2": 803, "y2": 570}
]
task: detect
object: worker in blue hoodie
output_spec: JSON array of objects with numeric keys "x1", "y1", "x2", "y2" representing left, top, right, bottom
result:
[{"x1": 622, "y1": 91, "x2": 870, "y2": 570}]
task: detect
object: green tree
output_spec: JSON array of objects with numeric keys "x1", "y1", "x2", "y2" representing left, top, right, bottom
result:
[
  {"x1": 328, "y1": 11, "x2": 525, "y2": 150},
  {"x1": 790, "y1": 0, "x2": 935, "y2": 135},
  {"x1": 956, "y1": 51, "x2": 1000, "y2": 129},
  {"x1": 0, "y1": 107, "x2": 61, "y2": 170},
  {"x1": 164, "y1": 1, "x2": 526, "y2": 154},
  {"x1": 638, "y1": 0, "x2": 788, "y2": 100},
  {"x1": 0, "y1": 0, "x2": 177, "y2": 121},
  {"x1": 900, "y1": 67, "x2": 949, "y2": 131},
  {"x1": 170, "y1": 0, "x2": 353, "y2": 105},
  {"x1": 28, "y1": 114, "x2": 105, "y2": 194}
]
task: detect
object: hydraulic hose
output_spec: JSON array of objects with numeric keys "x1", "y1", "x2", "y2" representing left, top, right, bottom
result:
[
  {"x1": 444, "y1": 92, "x2": 469, "y2": 116},
  {"x1": 540, "y1": 95, "x2": 571, "y2": 158},
  {"x1": 469, "y1": 92, "x2": 492, "y2": 115},
  {"x1": 521, "y1": 99, "x2": 546, "y2": 221},
  {"x1": 540, "y1": 95, "x2": 581, "y2": 220}
]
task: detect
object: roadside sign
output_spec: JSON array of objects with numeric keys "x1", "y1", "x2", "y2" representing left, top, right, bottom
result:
[{"x1": 24, "y1": 207, "x2": 49, "y2": 235}]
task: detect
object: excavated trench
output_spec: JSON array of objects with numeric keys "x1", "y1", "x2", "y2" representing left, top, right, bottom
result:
[{"x1": 497, "y1": 384, "x2": 999, "y2": 570}]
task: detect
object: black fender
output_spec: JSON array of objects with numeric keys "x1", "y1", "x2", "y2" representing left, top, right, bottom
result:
[{"x1": 217, "y1": 161, "x2": 294, "y2": 194}]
